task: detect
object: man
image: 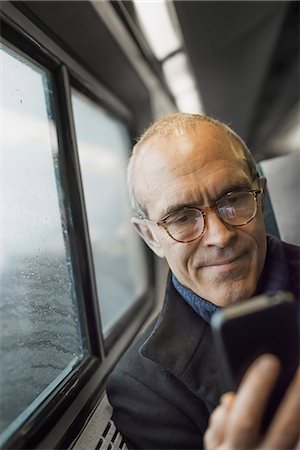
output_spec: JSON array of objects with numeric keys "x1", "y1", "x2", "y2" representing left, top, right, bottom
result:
[{"x1": 107, "y1": 113, "x2": 300, "y2": 449}]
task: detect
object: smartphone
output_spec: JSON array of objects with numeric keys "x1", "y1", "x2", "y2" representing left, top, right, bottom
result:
[{"x1": 211, "y1": 291, "x2": 299, "y2": 430}]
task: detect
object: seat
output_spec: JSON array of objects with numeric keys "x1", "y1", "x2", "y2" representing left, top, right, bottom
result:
[
  {"x1": 257, "y1": 153, "x2": 300, "y2": 246},
  {"x1": 72, "y1": 393, "x2": 127, "y2": 450}
]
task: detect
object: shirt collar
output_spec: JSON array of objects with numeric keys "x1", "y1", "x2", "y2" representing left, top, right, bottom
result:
[{"x1": 172, "y1": 273, "x2": 220, "y2": 322}]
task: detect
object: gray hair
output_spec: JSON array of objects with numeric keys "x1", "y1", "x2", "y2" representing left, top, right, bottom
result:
[{"x1": 127, "y1": 113, "x2": 258, "y2": 218}]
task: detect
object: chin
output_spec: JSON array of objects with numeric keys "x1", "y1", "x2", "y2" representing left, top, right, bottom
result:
[{"x1": 205, "y1": 284, "x2": 256, "y2": 307}]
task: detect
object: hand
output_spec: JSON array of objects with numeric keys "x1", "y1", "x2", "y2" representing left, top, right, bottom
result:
[{"x1": 204, "y1": 354, "x2": 300, "y2": 449}]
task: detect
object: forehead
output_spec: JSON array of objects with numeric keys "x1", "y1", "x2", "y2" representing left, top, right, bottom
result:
[{"x1": 135, "y1": 122, "x2": 250, "y2": 216}]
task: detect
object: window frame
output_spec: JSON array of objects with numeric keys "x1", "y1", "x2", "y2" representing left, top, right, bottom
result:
[
  {"x1": 69, "y1": 78, "x2": 155, "y2": 352},
  {"x1": 0, "y1": 4, "x2": 155, "y2": 449}
]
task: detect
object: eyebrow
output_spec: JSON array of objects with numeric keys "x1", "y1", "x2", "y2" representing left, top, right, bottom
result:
[
  {"x1": 218, "y1": 181, "x2": 252, "y2": 198},
  {"x1": 160, "y1": 181, "x2": 252, "y2": 219}
]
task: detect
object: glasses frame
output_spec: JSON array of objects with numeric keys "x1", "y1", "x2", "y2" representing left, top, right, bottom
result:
[{"x1": 143, "y1": 188, "x2": 263, "y2": 243}]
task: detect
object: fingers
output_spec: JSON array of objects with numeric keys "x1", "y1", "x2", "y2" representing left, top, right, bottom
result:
[
  {"x1": 204, "y1": 392, "x2": 235, "y2": 450},
  {"x1": 262, "y1": 367, "x2": 300, "y2": 449},
  {"x1": 220, "y1": 392, "x2": 235, "y2": 409},
  {"x1": 205, "y1": 356, "x2": 299, "y2": 450},
  {"x1": 225, "y1": 354, "x2": 280, "y2": 449}
]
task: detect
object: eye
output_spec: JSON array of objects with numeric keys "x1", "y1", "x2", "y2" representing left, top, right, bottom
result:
[
  {"x1": 226, "y1": 196, "x2": 239, "y2": 205},
  {"x1": 229, "y1": 192, "x2": 239, "y2": 201},
  {"x1": 166, "y1": 209, "x2": 200, "y2": 226},
  {"x1": 169, "y1": 212, "x2": 191, "y2": 225},
  {"x1": 218, "y1": 191, "x2": 253, "y2": 218},
  {"x1": 222, "y1": 191, "x2": 248, "y2": 206}
]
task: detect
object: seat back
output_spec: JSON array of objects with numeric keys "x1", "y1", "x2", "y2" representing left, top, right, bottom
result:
[{"x1": 258, "y1": 153, "x2": 300, "y2": 246}]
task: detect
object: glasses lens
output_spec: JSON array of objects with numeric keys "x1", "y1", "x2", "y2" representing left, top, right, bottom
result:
[
  {"x1": 165, "y1": 208, "x2": 204, "y2": 242},
  {"x1": 217, "y1": 191, "x2": 256, "y2": 225}
]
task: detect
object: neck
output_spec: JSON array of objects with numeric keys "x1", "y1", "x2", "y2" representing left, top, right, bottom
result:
[{"x1": 172, "y1": 273, "x2": 220, "y2": 322}]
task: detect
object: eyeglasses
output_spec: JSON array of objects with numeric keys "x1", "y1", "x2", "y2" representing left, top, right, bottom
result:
[{"x1": 143, "y1": 189, "x2": 263, "y2": 243}]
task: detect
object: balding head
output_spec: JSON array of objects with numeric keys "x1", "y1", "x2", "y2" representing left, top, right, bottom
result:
[{"x1": 127, "y1": 113, "x2": 258, "y2": 218}]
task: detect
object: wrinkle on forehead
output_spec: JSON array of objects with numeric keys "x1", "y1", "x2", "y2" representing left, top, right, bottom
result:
[{"x1": 133, "y1": 123, "x2": 248, "y2": 213}]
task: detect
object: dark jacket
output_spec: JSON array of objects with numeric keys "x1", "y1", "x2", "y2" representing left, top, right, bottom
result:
[{"x1": 107, "y1": 238, "x2": 300, "y2": 449}]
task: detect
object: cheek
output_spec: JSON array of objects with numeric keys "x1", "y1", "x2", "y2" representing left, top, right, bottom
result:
[
  {"x1": 243, "y1": 219, "x2": 267, "y2": 278},
  {"x1": 252, "y1": 218, "x2": 267, "y2": 253},
  {"x1": 163, "y1": 241, "x2": 196, "y2": 274},
  {"x1": 255, "y1": 233, "x2": 267, "y2": 276}
]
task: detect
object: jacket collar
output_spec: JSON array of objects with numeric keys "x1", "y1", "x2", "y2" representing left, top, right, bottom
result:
[
  {"x1": 255, "y1": 234, "x2": 289, "y2": 294},
  {"x1": 140, "y1": 273, "x2": 225, "y2": 410}
]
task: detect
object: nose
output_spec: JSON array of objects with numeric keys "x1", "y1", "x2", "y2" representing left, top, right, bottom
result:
[{"x1": 202, "y1": 207, "x2": 237, "y2": 248}]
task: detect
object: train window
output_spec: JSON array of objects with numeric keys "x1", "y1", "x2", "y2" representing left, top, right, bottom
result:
[
  {"x1": 71, "y1": 89, "x2": 148, "y2": 335},
  {"x1": 0, "y1": 43, "x2": 87, "y2": 443}
]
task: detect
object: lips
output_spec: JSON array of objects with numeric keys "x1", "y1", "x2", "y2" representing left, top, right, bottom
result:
[
  {"x1": 211, "y1": 256, "x2": 240, "y2": 266},
  {"x1": 206, "y1": 254, "x2": 243, "y2": 267}
]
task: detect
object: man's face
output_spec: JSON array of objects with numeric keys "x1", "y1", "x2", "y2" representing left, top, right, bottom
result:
[{"x1": 134, "y1": 122, "x2": 267, "y2": 307}]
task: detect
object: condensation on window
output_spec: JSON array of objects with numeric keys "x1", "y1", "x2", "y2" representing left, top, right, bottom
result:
[
  {"x1": 0, "y1": 43, "x2": 86, "y2": 441},
  {"x1": 71, "y1": 90, "x2": 148, "y2": 334}
]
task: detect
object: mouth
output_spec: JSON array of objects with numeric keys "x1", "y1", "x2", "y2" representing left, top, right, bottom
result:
[
  {"x1": 206, "y1": 254, "x2": 244, "y2": 271},
  {"x1": 211, "y1": 256, "x2": 240, "y2": 266}
]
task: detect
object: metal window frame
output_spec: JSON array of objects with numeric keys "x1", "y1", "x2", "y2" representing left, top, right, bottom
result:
[
  {"x1": 69, "y1": 74, "x2": 155, "y2": 353},
  {"x1": 0, "y1": 3, "x2": 155, "y2": 449}
]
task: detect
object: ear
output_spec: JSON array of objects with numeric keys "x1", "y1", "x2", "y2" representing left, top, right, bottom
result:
[
  {"x1": 258, "y1": 175, "x2": 267, "y2": 193},
  {"x1": 131, "y1": 217, "x2": 165, "y2": 258},
  {"x1": 257, "y1": 176, "x2": 267, "y2": 209}
]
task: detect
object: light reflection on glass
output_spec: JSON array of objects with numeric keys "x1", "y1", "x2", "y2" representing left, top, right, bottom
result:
[{"x1": 72, "y1": 90, "x2": 148, "y2": 334}]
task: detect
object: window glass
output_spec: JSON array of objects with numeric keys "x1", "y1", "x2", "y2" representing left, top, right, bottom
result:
[
  {"x1": 72, "y1": 90, "x2": 148, "y2": 334},
  {"x1": 0, "y1": 43, "x2": 86, "y2": 442}
]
